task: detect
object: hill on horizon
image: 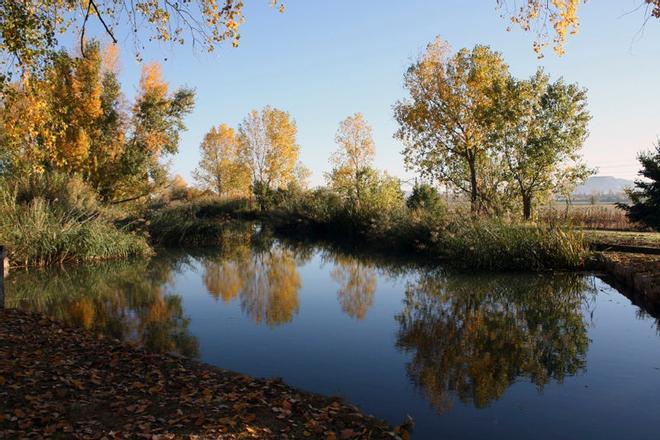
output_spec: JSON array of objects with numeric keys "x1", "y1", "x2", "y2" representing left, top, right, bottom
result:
[{"x1": 574, "y1": 176, "x2": 634, "y2": 195}]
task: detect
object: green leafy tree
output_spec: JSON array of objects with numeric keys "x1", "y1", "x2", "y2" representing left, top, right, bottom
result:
[
  {"x1": 618, "y1": 142, "x2": 660, "y2": 230},
  {"x1": 115, "y1": 62, "x2": 195, "y2": 202},
  {"x1": 394, "y1": 38, "x2": 510, "y2": 214},
  {"x1": 491, "y1": 69, "x2": 592, "y2": 219},
  {"x1": 406, "y1": 182, "x2": 445, "y2": 213}
]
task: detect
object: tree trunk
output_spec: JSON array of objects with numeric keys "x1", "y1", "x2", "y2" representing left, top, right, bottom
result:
[
  {"x1": 468, "y1": 157, "x2": 478, "y2": 214},
  {"x1": 523, "y1": 194, "x2": 533, "y2": 220}
]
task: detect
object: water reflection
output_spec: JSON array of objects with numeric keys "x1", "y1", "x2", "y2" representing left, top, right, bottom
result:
[
  {"x1": 200, "y1": 229, "x2": 303, "y2": 327},
  {"x1": 6, "y1": 256, "x2": 199, "y2": 357},
  {"x1": 395, "y1": 271, "x2": 595, "y2": 412},
  {"x1": 6, "y1": 229, "x2": 660, "y2": 438},
  {"x1": 330, "y1": 255, "x2": 377, "y2": 320}
]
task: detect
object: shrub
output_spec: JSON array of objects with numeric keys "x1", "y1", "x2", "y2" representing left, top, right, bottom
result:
[
  {"x1": 147, "y1": 197, "x2": 254, "y2": 245},
  {"x1": 0, "y1": 173, "x2": 151, "y2": 267},
  {"x1": 407, "y1": 183, "x2": 445, "y2": 213}
]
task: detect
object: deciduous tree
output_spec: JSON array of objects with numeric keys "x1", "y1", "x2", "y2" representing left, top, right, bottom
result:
[
  {"x1": 194, "y1": 123, "x2": 251, "y2": 198},
  {"x1": 491, "y1": 69, "x2": 591, "y2": 219},
  {"x1": 0, "y1": 0, "x2": 285, "y2": 80},
  {"x1": 327, "y1": 113, "x2": 376, "y2": 210},
  {"x1": 238, "y1": 106, "x2": 300, "y2": 208},
  {"x1": 394, "y1": 38, "x2": 510, "y2": 213},
  {"x1": 117, "y1": 62, "x2": 195, "y2": 201},
  {"x1": 497, "y1": 0, "x2": 659, "y2": 56}
]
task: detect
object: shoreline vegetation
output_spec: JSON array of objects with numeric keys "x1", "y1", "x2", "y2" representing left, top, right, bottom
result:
[
  {"x1": 146, "y1": 197, "x2": 591, "y2": 272},
  {"x1": 0, "y1": 308, "x2": 399, "y2": 439}
]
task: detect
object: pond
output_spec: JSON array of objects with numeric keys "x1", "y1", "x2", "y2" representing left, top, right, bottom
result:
[{"x1": 5, "y1": 227, "x2": 660, "y2": 439}]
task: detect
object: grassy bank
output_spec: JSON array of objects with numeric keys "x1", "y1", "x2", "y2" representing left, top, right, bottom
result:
[
  {"x1": 144, "y1": 194, "x2": 590, "y2": 271},
  {"x1": 0, "y1": 175, "x2": 592, "y2": 271},
  {"x1": 0, "y1": 174, "x2": 151, "y2": 267}
]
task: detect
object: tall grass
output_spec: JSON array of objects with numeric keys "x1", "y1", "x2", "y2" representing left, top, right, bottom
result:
[
  {"x1": 0, "y1": 174, "x2": 151, "y2": 267},
  {"x1": 146, "y1": 197, "x2": 254, "y2": 245},
  {"x1": 538, "y1": 204, "x2": 640, "y2": 231},
  {"x1": 439, "y1": 219, "x2": 589, "y2": 270}
]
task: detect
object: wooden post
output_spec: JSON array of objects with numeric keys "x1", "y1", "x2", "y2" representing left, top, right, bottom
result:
[{"x1": 0, "y1": 246, "x2": 5, "y2": 310}]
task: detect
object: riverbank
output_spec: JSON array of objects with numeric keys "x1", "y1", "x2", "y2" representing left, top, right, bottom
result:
[
  {"x1": 596, "y1": 252, "x2": 660, "y2": 302},
  {"x1": 0, "y1": 308, "x2": 398, "y2": 439}
]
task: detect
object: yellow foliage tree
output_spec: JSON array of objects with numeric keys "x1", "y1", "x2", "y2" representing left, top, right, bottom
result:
[
  {"x1": 327, "y1": 112, "x2": 376, "y2": 210},
  {"x1": 394, "y1": 38, "x2": 510, "y2": 213},
  {"x1": 0, "y1": 0, "x2": 285, "y2": 79},
  {"x1": 238, "y1": 106, "x2": 300, "y2": 205},
  {"x1": 194, "y1": 123, "x2": 251, "y2": 198}
]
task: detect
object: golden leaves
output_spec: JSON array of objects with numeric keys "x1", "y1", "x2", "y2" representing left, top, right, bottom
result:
[
  {"x1": 498, "y1": 0, "x2": 584, "y2": 56},
  {"x1": 238, "y1": 106, "x2": 300, "y2": 191},
  {"x1": 138, "y1": 62, "x2": 168, "y2": 101},
  {"x1": 195, "y1": 122, "x2": 252, "y2": 197}
]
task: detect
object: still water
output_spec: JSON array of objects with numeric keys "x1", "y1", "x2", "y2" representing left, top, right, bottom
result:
[{"x1": 5, "y1": 229, "x2": 660, "y2": 439}]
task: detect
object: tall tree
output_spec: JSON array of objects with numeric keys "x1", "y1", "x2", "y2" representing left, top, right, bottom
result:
[
  {"x1": 194, "y1": 123, "x2": 251, "y2": 198},
  {"x1": 327, "y1": 113, "x2": 375, "y2": 210},
  {"x1": 618, "y1": 142, "x2": 660, "y2": 230},
  {"x1": 394, "y1": 38, "x2": 510, "y2": 213},
  {"x1": 491, "y1": 69, "x2": 592, "y2": 219},
  {"x1": 237, "y1": 106, "x2": 299, "y2": 207},
  {"x1": 118, "y1": 62, "x2": 195, "y2": 201}
]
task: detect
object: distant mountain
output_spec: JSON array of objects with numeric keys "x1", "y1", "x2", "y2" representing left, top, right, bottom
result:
[{"x1": 573, "y1": 176, "x2": 634, "y2": 195}]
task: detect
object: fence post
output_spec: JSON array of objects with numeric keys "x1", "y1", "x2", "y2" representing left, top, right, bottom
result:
[{"x1": 0, "y1": 246, "x2": 6, "y2": 310}]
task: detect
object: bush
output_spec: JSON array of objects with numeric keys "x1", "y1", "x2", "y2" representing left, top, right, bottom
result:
[
  {"x1": 407, "y1": 183, "x2": 445, "y2": 214},
  {"x1": 0, "y1": 177, "x2": 151, "y2": 267},
  {"x1": 147, "y1": 197, "x2": 254, "y2": 245}
]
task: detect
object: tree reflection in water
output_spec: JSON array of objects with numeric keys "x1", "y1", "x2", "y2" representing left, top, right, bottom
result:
[
  {"x1": 201, "y1": 228, "x2": 303, "y2": 327},
  {"x1": 5, "y1": 255, "x2": 199, "y2": 357},
  {"x1": 330, "y1": 255, "x2": 377, "y2": 320},
  {"x1": 395, "y1": 271, "x2": 595, "y2": 413}
]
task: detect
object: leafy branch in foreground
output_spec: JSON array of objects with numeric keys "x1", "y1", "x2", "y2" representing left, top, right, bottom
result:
[{"x1": 0, "y1": 0, "x2": 284, "y2": 79}]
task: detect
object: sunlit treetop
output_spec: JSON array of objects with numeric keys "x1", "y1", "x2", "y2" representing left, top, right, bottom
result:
[
  {"x1": 0, "y1": 0, "x2": 284, "y2": 79},
  {"x1": 497, "y1": 0, "x2": 660, "y2": 57}
]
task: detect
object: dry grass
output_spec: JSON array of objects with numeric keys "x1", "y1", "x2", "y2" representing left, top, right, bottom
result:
[{"x1": 538, "y1": 204, "x2": 642, "y2": 231}]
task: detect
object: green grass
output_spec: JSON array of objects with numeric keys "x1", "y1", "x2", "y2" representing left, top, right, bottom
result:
[{"x1": 583, "y1": 230, "x2": 660, "y2": 248}]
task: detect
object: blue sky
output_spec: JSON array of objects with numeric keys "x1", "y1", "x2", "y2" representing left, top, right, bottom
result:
[{"x1": 102, "y1": 0, "x2": 660, "y2": 186}]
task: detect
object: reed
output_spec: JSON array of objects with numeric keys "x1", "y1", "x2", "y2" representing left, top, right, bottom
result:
[{"x1": 0, "y1": 174, "x2": 151, "y2": 267}]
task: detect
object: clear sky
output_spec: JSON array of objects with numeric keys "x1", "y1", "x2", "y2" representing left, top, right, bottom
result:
[{"x1": 106, "y1": 0, "x2": 659, "y2": 187}]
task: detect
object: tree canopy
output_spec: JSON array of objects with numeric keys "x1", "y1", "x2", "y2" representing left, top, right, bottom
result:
[
  {"x1": 0, "y1": 41, "x2": 194, "y2": 202},
  {"x1": 394, "y1": 37, "x2": 591, "y2": 218}
]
